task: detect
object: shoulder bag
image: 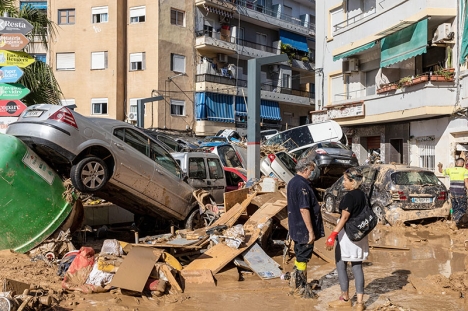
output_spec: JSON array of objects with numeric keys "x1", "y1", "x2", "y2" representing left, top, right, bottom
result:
[{"x1": 344, "y1": 201, "x2": 378, "y2": 241}]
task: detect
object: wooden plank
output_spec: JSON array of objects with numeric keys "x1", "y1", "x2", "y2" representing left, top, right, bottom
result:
[
  {"x1": 224, "y1": 188, "x2": 249, "y2": 212},
  {"x1": 242, "y1": 243, "x2": 282, "y2": 280},
  {"x1": 160, "y1": 264, "x2": 183, "y2": 293},
  {"x1": 243, "y1": 199, "x2": 287, "y2": 232},
  {"x1": 110, "y1": 247, "x2": 161, "y2": 292},
  {"x1": 212, "y1": 191, "x2": 257, "y2": 228},
  {"x1": 180, "y1": 269, "x2": 216, "y2": 289}
]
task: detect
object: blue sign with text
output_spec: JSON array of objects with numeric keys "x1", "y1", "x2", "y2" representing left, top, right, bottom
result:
[{"x1": 0, "y1": 66, "x2": 23, "y2": 83}]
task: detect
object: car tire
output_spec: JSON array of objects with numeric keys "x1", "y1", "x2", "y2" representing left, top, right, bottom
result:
[
  {"x1": 71, "y1": 157, "x2": 109, "y2": 192},
  {"x1": 324, "y1": 195, "x2": 335, "y2": 213},
  {"x1": 185, "y1": 208, "x2": 206, "y2": 231},
  {"x1": 372, "y1": 204, "x2": 387, "y2": 225}
]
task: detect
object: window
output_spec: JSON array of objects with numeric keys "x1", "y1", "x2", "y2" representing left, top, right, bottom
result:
[
  {"x1": 91, "y1": 98, "x2": 108, "y2": 115},
  {"x1": 60, "y1": 99, "x2": 75, "y2": 106},
  {"x1": 171, "y1": 53, "x2": 185, "y2": 73},
  {"x1": 130, "y1": 52, "x2": 145, "y2": 71},
  {"x1": 130, "y1": 6, "x2": 146, "y2": 23},
  {"x1": 207, "y1": 158, "x2": 224, "y2": 180},
  {"x1": 58, "y1": 8, "x2": 75, "y2": 24},
  {"x1": 256, "y1": 32, "x2": 267, "y2": 51},
  {"x1": 92, "y1": 6, "x2": 108, "y2": 23},
  {"x1": 330, "y1": 7, "x2": 344, "y2": 35},
  {"x1": 56, "y1": 52, "x2": 75, "y2": 70},
  {"x1": 189, "y1": 158, "x2": 206, "y2": 179},
  {"x1": 418, "y1": 143, "x2": 435, "y2": 171},
  {"x1": 170, "y1": 99, "x2": 185, "y2": 116},
  {"x1": 282, "y1": 73, "x2": 291, "y2": 88},
  {"x1": 91, "y1": 51, "x2": 108, "y2": 70},
  {"x1": 170, "y1": 8, "x2": 184, "y2": 26},
  {"x1": 129, "y1": 98, "x2": 145, "y2": 116},
  {"x1": 32, "y1": 53, "x2": 46, "y2": 63}
]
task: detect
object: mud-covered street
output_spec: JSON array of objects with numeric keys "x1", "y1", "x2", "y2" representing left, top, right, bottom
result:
[{"x1": 1, "y1": 220, "x2": 466, "y2": 311}]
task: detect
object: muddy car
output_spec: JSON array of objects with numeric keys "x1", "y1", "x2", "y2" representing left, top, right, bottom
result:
[
  {"x1": 6, "y1": 104, "x2": 201, "y2": 228},
  {"x1": 323, "y1": 164, "x2": 450, "y2": 225}
]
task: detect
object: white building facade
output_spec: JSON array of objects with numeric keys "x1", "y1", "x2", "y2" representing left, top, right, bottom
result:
[{"x1": 315, "y1": 0, "x2": 468, "y2": 180}]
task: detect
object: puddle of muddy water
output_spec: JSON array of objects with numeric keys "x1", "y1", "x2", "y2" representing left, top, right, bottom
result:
[{"x1": 368, "y1": 227, "x2": 465, "y2": 278}]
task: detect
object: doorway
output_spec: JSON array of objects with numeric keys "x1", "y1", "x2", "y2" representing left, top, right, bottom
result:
[{"x1": 390, "y1": 139, "x2": 403, "y2": 163}]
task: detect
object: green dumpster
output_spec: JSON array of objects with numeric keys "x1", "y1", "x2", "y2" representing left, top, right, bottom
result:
[{"x1": 0, "y1": 133, "x2": 74, "y2": 253}]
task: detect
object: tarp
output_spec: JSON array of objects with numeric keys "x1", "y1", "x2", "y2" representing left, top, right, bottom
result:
[
  {"x1": 279, "y1": 30, "x2": 309, "y2": 53},
  {"x1": 333, "y1": 41, "x2": 376, "y2": 61},
  {"x1": 380, "y1": 19, "x2": 428, "y2": 67}
]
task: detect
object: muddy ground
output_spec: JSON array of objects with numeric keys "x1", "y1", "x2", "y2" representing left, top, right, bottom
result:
[{"x1": 1, "y1": 221, "x2": 467, "y2": 311}]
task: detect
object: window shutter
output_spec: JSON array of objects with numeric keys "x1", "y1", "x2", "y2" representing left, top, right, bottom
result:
[
  {"x1": 142, "y1": 52, "x2": 146, "y2": 70},
  {"x1": 172, "y1": 54, "x2": 185, "y2": 73},
  {"x1": 60, "y1": 99, "x2": 75, "y2": 106},
  {"x1": 91, "y1": 98, "x2": 108, "y2": 104},
  {"x1": 130, "y1": 6, "x2": 145, "y2": 18},
  {"x1": 92, "y1": 6, "x2": 108, "y2": 15},
  {"x1": 130, "y1": 52, "x2": 143, "y2": 63},
  {"x1": 57, "y1": 53, "x2": 75, "y2": 70},
  {"x1": 91, "y1": 52, "x2": 105, "y2": 69}
]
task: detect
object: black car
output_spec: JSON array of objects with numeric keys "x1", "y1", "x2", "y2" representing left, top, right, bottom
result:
[
  {"x1": 323, "y1": 164, "x2": 450, "y2": 225},
  {"x1": 298, "y1": 141, "x2": 359, "y2": 188}
]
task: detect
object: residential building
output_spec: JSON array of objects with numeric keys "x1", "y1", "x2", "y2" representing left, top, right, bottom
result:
[
  {"x1": 194, "y1": 0, "x2": 317, "y2": 136},
  {"x1": 315, "y1": 0, "x2": 468, "y2": 175}
]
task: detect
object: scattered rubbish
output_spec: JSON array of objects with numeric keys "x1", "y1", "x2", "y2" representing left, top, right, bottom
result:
[{"x1": 242, "y1": 243, "x2": 282, "y2": 280}]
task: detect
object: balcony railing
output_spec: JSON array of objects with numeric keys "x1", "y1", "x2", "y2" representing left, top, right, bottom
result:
[
  {"x1": 232, "y1": 0, "x2": 315, "y2": 31},
  {"x1": 261, "y1": 83, "x2": 315, "y2": 98},
  {"x1": 196, "y1": 74, "x2": 248, "y2": 87},
  {"x1": 333, "y1": 7, "x2": 377, "y2": 32}
]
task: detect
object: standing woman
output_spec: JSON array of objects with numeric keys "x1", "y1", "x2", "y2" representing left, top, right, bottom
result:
[{"x1": 325, "y1": 168, "x2": 369, "y2": 311}]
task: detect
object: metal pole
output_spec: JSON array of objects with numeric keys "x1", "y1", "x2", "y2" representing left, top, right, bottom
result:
[{"x1": 246, "y1": 54, "x2": 288, "y2": 182}]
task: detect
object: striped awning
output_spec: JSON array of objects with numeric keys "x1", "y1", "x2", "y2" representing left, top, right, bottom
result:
[{"x1": 203, "y1": 4, "x2": 234, "y2": 19}]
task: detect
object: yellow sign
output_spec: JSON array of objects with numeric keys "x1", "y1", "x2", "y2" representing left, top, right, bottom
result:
[{"x1": 0, "y1": 50, "x2": 35, "y2": 68}]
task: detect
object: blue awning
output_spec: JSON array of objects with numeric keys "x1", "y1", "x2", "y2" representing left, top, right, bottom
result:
[
  {"x1": 279, "y1": 30, "x2": 309, "y2": 53},
  {"x1": 260, "y1": 100, "x2": 281, "y2": 121},
  {"x1": 235, "y1": 96, "x2": 247, "y2": 116},
  {"x1": 195, "y1": 92, "x2": 234, "y2": 123},
  {"x1": 20, "y1": 1, "x2": 47, "y2": 10}
]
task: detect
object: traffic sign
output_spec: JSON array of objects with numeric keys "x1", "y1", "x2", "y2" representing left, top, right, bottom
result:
[
  {"x1": 0, "y1": 66, "x2": 24, "y2": 83},
  {"x1": 0, "y1": 83, "x2": 30, "y2": 100},
  {"x1": 0, "y1": 50, "x2": 35, "y2": 68},
  {"x1": 0, "y1": 33, "x2": 29, "y2": 50},
  {"x1": 0, "y1": 17, "x2": 33, "y2": 35},
  {"x1": 0, "y1": 99, "x2": 27, "y2": 117}
]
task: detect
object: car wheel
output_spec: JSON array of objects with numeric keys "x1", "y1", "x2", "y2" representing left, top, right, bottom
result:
[
  {"x1": 324, "y1": 195, "x2": 335, "y2": 213},
  {"x1": 71, "y1": 157, "x2": 109, "y2": 192},
  {"x1": 372, "y1": 204, "x2": 387, "y2": 225},
  {"x1": 185, "y1": 208, "x2": 206, "y2": 231}
]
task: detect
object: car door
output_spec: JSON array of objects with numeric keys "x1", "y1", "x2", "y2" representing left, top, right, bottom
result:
[
  {"x1": 145, "y1": 139, "x2": 193, "y2": 218},
  {"x1": 206, "y1": 157, "x2": 226, "y2": 203},
  {"x1": 112, "y1": 127, "x2": 153, "y2": 192},
  {"x1": 360, "y1": 166, "x2": 379, "y2": 203}
]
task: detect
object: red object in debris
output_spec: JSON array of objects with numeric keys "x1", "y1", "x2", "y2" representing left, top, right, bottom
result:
[{"x1": 145, "y1": 278, "x2": 160, "y2": 291}]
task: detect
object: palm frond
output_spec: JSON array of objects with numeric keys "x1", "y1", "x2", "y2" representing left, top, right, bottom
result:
[
  {"x1": 19, "y1": 5, "x2": 57, "y2": 52},
  {"x1": 19, "y1": 60, "x2": 63, "y2": 105}
]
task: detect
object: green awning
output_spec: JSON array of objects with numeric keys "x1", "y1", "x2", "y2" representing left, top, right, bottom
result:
[
  {"x1": 380, "y1": 18, "x2": 428, "y2": 67},
  {"x1": 460, "y1": 0, "x2": 468, "y2": 63},
  {"x1": 333, "y1": 41, "x2": 376, "y2": 61}
]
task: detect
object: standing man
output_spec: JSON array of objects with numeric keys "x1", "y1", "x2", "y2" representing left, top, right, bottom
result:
[
  {"x1": 287, "y1": 158, "x2": 324, "y2": 297},
  {"x1": 438, "y1": 158, "x2": 468, "y2": 228}
]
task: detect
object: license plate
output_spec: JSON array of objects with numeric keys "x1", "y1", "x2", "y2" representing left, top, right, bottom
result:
[
  {"x1": 411, "y1": 197, "x2": 433, "y2": 203},
  {"x1": 268, "y1": 172, "x2": 278, "y2": 178},
  {"x1": 335, "y1": 159, "x2": 350, "y2": 164},
  {"x1": 24, "y1": 110, "x2": 43, "y2": 118}
]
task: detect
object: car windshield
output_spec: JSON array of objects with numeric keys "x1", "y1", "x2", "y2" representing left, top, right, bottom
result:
[
  {"x1": 266, "y1": 126, "x2": 313, "y2": 151},
  {"x1": 391, "y1": 171, "x2": 440, "y2": 185},
  {"x1": 276, "y1": 152, "x2": 296, "y2": 174}
]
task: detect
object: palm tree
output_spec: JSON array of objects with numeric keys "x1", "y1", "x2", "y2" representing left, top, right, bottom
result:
[{"x1": 0, "y1": 0, "x2": 62, "y2": 105}]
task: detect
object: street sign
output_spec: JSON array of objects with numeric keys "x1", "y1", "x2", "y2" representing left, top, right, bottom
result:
[
  {"x1": 0, "y1": 17, "x2": 33, "y2": 35},
  {"x1": 0, "y1": 99, "x2": 27, "y2": 117},
  {"x1": 0, "y1": 33, "x2": 29, "y2": 50},
  {"x1": 0, "y1": 50, "x2": 35, "y2": 68},
  {"x1": 0, "y1": 83, "x2": 30, "y2": 100},
  {"x1": 0, "y1": 66, "x2": 24, "y2": 83}
]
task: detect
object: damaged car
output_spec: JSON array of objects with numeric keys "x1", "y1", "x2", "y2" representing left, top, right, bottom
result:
[
  {"x1": 6, "y1": 104, "x2": 203, "y2": 229},
  {"x1": 323, "y1": 164, "x2": 450, "y2": 225}
]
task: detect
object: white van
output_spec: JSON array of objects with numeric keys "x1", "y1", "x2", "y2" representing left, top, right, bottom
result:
[{"x1": 264, "y1": 120, "x2": 347, "y2": 158}]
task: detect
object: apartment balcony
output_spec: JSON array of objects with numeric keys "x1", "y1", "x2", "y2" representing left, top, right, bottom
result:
[
  {"x1": 329, "y1": 77, "x2": 456, "y2": 126},
  {"x1": 332, "y1": 0, "x2": 456, "y2": 42},
  {"x1": 195, "y1": 74, "x2": 314, "y2": 106}
]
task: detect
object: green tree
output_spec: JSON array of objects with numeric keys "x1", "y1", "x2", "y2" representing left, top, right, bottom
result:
[{"x1": 0, "y1": 0, "x2": 62, "y2": 105}]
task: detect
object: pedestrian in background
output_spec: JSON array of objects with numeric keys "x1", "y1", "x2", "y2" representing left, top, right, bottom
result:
[
  {"x1": 326, "y1": 168, "x2": 369, "y2": 311},
  {"x1": 438, "y1": 158, "x2": 468, "y2": 228},
  {"x1": 286, "y1": 158, "x2": 324, "y2": 297}
]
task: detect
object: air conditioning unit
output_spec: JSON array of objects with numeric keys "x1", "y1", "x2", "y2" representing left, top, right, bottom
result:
[
  {"x1": 217, "y1": 53, "x2": 228, "y2": 63},
  {"x1": 432, "y1": 23, "x2": 454, "y2": 43},
  {"x1": 128, "y1": 112, "x2": 137, "y2": 121},
  {"x1": 342, "y1": 58, "x2": 359, "y2": 73}
]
